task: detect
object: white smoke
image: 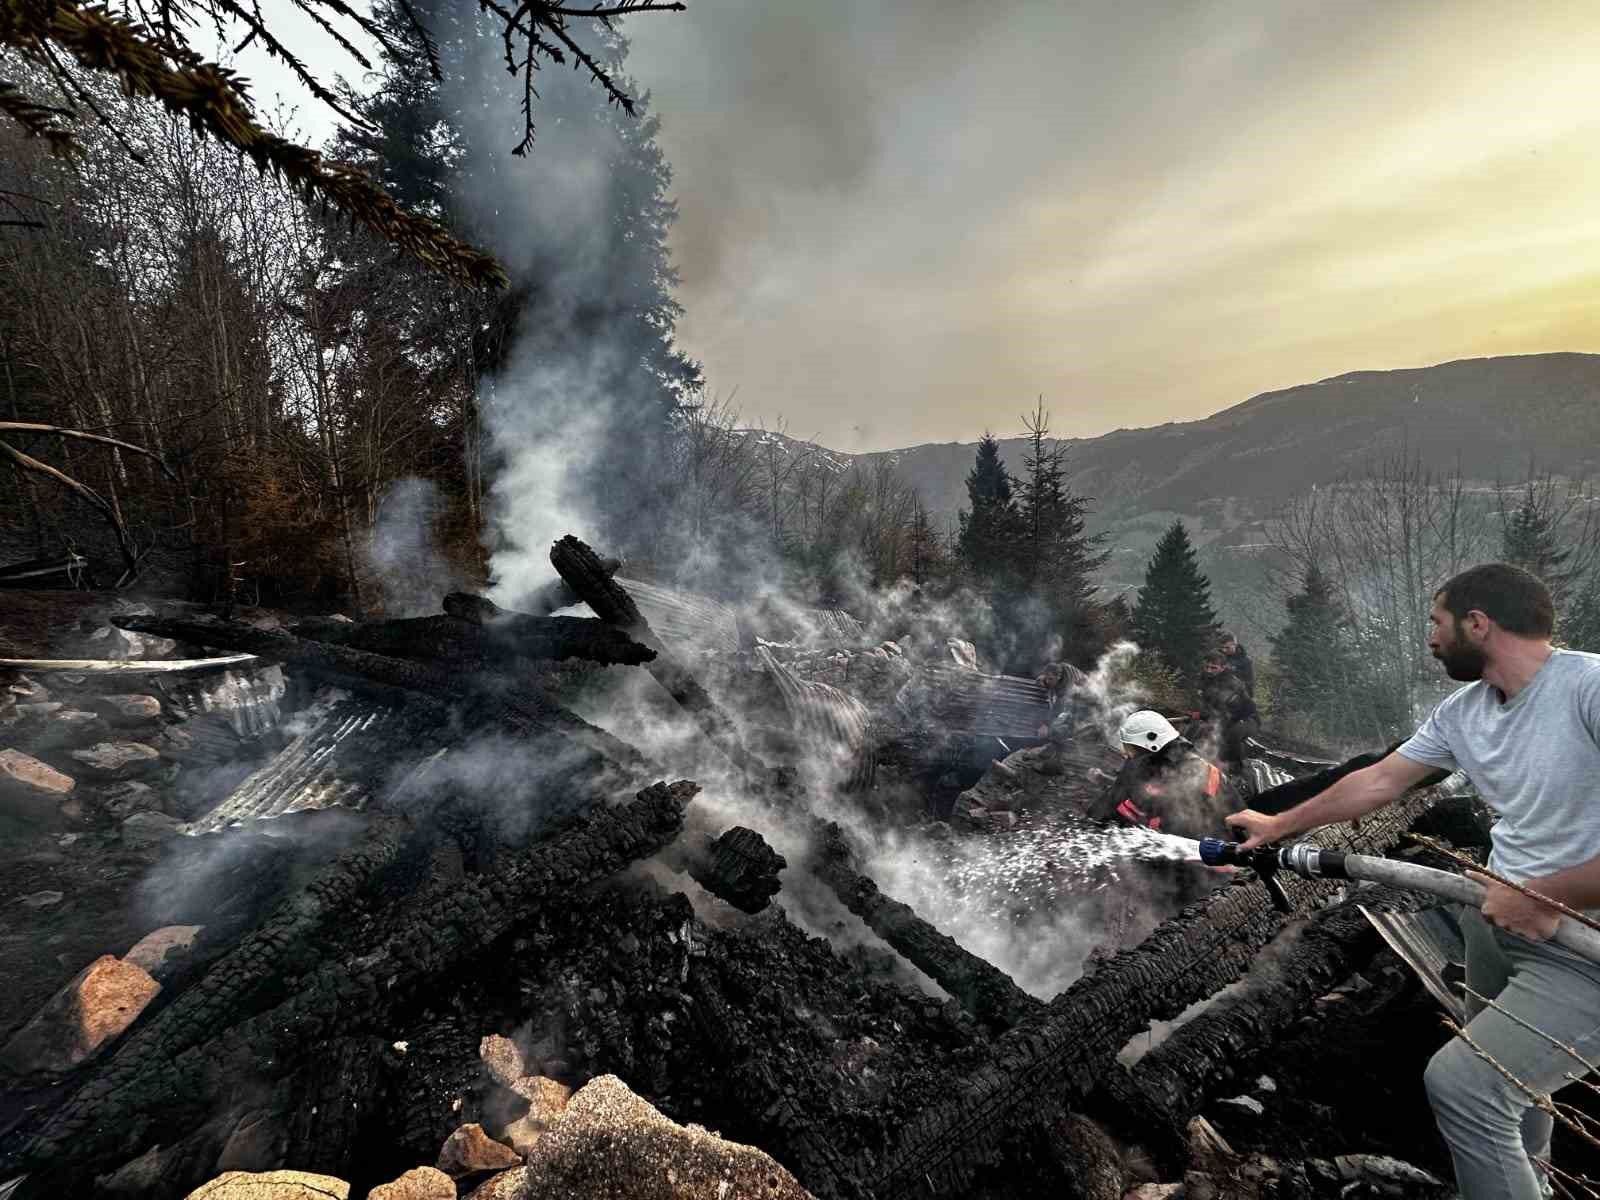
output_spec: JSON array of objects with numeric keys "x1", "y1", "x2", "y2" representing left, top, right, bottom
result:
[{"x1": 366, "y1": 478, "x2": 469, "y2": 616}]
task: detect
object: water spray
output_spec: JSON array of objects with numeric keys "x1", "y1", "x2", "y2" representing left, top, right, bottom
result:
[{"x1": 1197, "y1": 838, "x2": 1600, "y2": 965}]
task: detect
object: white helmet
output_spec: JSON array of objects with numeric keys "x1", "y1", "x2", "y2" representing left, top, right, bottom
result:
[{"x1": 1118, "y1": 709, "x2": 1181, "y2": 752}]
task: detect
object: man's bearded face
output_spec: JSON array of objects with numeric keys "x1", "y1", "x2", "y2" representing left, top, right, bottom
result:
[{"x1": 1429, "y1": 607, "x2": 1487, "y2": 682}]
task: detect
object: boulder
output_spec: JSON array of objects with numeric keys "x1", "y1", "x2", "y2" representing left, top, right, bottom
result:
[
  {"x1": 92, "y1": 694, "x2": 164, "y2": 726},
  {"x1": 124, "y1": 925, "x2": 203, "y2": 976},
  {"x1": 0, "y1": 748, "x2": 76, "y2": 819},
  {"x1": 489, "y1": 1075, "x2": 814, "y2": 1199},
  {"x1": 97, "y1": 780, "x2": 162, "y2": 820},
  {"x1": 121, "y1": 811, "x2": 186, "y2": 848},
  {"x1": 479, "y1": 1034, "x2": 525, "y2": 1090},
  {"x1": 464, "y1": 1172, "x2": 527, "y2": 1200},
  {"x1": 436, "y1": 1124, "x2": 521, "y2": 1176},
  {"x1": 497, "y1": 1076, "x2": 573, "y2": 1155},
  {"x1": 182, "y1": 1170, "x2": 351, "y2": 1199},
  {"x1": 52, "y1": 708, "x2": 110, "y2": 739},
  {"x1": 370, "y1": 1166, "x2": 456, "y2": 1200},
  {"x1": 0, "y1": 954, "x2": 160, "y2": 1076},
  {"x1": 70, "y1": 740, "x2": 162, "y2": 780}
]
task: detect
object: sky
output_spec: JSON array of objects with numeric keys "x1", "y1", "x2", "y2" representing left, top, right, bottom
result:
[{"x1": 235, "y1": 1, "x2": 1600, "y2": 453}]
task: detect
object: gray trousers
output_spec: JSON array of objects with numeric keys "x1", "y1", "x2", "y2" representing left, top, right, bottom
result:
[{"x1": 1424, "y1": 908, "x2": 1600, "y2": 1200}]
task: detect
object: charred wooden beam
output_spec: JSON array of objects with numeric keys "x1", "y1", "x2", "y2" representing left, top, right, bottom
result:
[
  {"x1": 855, "y1": 789, "x2": 1437, "y2": 1200},
  {"x1": 4, "y1": 781, "x2": 698, "y2": 1186},
  {"x1": 666, "y1": 825, "x2": 787, "y2": 914},
  {"x1": 291, "y1": 609, "x2": 654, "y2": 667},
  {"x1": 550, "y1": 535, "x2": 762, "y2": 777},
  {"x1": 1095, "y1": 883, "x2": 1425, "y2": 1173},
  {"x1": 811, "y1": 822, "x2": 1040, "y2": 1036},
  {"x1": 113, "y1": 613, "x2": 649, "y2": 772}
]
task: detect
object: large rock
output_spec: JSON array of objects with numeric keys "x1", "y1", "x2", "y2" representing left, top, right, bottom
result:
[
  {"x1": 0, "y1": 954, "x2": 160, "y2": 1076},
  {"x1": 97, "y1": 779, "x2": 162, "y2": 820},
  {"x1": 369, "y1": 1166, "x2": 455, "y2": 1200},
  {"x1": 497, "y1": 1076, "x2": 573, "y2": 1156},
  {"x1": 69, "y1": 740, "x2": 162, "y2": 780},
  {"x1": 477, "y1": 1075, "x2": 814, "y2": 1199},
  {"x1": 436, "y1": 1124, "x2": 521, "y2": 1176},
  {"x1": 479, "y1": 1034, "x2": 525, "y2": 1090},
  {"x1": 91, "y1": 694, "x2": 164, "y2": 726},
  {"x1": 120, "y1": 810, "x2": 187, "y2": 848},
  {"x1": 0, "y1": 748, "x2": 76, "y2": 818},
  {"x1": 124, "y1": 925, "x2": 203, "y2": 977},
  {"x1": 183, "y1": 1170, "x2": 351, "y2": 1199}
]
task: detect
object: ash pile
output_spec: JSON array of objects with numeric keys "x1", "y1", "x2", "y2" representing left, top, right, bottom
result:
[{"x1": 0, "y1": 538, "x2": 1493, "y2": 1199}]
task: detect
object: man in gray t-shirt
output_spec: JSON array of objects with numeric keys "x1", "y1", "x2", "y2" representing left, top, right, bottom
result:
[{"x1": 1228, "y1": 563, "x2": 1600, "y2": 1200}]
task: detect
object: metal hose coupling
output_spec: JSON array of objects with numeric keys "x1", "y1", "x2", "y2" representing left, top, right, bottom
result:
[{"x1": 1197, "y1": 838, "x2": 1350, "y2": 880}]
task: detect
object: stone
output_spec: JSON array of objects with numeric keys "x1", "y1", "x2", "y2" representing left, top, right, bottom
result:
[
  {"x1": 160, "y1": 726, "x2": 195, "y2": 756},
  {"x1": 98, "y1": 780, "x2": 161, "y2": 820},
  {"x1": 436, "y1": 1124, "x2": 521, "y2": 1176},
  {"x1": 69, "y1": 740, "x2": 162, "y2": 780},
  {"x1": 0, "y1": 954, "x2": 160, "y2": 1076},
  {"x1": 479, "y1": 1034, "x2": 526, "y2": 1089},
  {"x1": 0, "y1": 749, "x2": 76, "y2": 815},
  {"x1": 124, "y1": 925, "x2": 203, "y2": 976},
  {"x1": 500, "y1": 1075, "x2": 814, "y2": 1199},
  {"x1": 183, "y1": 1170, "x2": 352, "y2": 1199},
  {"x1": 92, "y1": 695, "x2": 164, "y2": 725},
  {"x1": 17, "y1": 891, "x2": 64, "y2": 909},
  {"x1": 53, "y1": 709, "x2": 109, "y2": 738},
  {"x1": 13, "y1": 701, "x2": 63, "y2": 722},
  {"x1": 1125, "y1": 1186, "x2": 1183, "y2": 1200},
  {"x1": 464, "y1": 1172, "x2": 528, "y2": 1200},
  {"x1": 1218, "y1": 1095, "x2": 1264, "y2": 1117},
  {"x1": 1182, "y1": 1172, "x2": 1220, "y2": 1200},
  {"x1": 121, "y1": 811, "x2": 186, "y2": 848},
  {"x1": 369, "y1": 1166, "x2": 456, "y2": 1200},
  {"x1": 498, "y1": 1076, "x2": 573, "y2": 1155}
]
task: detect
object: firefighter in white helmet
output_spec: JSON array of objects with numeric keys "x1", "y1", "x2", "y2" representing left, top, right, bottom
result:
[{"x1": 1088, "y1": 709, "x2": 1236, "y2": 840}]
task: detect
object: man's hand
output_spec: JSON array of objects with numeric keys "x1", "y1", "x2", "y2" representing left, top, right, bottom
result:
[
  {"x1": 1471, "y1": 872, "x2": 1562, "y2": 942},
  {"x1": 1224, "y1": 808, "x2": 1281, "y2": 850}
]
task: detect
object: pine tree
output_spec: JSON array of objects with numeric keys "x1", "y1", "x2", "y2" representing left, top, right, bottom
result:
[
  {"x1": 1130, "y1": 520, "x2": 1219, "y2": 682},
  {"x1": 1015, "y1": 401, "x2": 1110, "y2": 660},
  {"x1": 1502, "y1": 482, "x2": 1573, "y2": 598},
  {"x1": 1271, "y1": 564, "x2": 1361, "y2": 737},
  {"x1": 956, "y1": 433, "x2": 1024, "y2": 584}
]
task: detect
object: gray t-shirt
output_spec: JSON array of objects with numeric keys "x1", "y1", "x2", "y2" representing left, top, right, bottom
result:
[{"x1": 1398, "y1": 649, "x2": 1600, "y2": 883}]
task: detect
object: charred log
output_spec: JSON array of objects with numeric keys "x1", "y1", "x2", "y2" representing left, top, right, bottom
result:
[
  {"x1": 3, "y1": 781, "x2": 698, "y2": 1189},
  {"x1": 1095, "y1": 883, "x2": 1425, "y2": 1173},
  {"x1": 855, "y1": 788, "x2": 1437, "y2": 1199},
  {"x1": 665, "y1": 825, "x2": 787, "y2": 914},
  {"x1": 811, "y1": 822, "x2": 1040, "y2": 1035},
  {"x1": 550, "y1": 536, "x2": 762, "y2": 777},
  {"x1": 291, "y1": 610, "x2": 654, "y2": 667}
]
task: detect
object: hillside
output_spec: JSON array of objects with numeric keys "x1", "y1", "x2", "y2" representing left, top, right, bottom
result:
[{"x1": 790, "y1": 353, "x2": 1600, "y2": 636}]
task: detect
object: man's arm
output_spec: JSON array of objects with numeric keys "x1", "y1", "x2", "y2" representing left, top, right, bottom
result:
[{"x1": 1226, "y1": 752, "x2": 1438, "y2": 848}]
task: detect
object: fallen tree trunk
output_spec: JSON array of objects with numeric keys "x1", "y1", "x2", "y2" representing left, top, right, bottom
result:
[
  {"x1": 292, "y1": 609, "x2": 655, "y2": 667},
  {"x1": 811, "y1": 822, "x2": 1040, "y2": 1035},
  {"x1": 849, "y1": 788, "x2": 1437, "y2": 1200},
  {"x1": 3, "y1": 781, "x2": 698, "y2": 1188},
  {"x1": 1096, "y1": 883, "x2": 1425, "y2": 1172},
  {"x1": 550, "y1": 536, "x2": 763, "y2": 777}
]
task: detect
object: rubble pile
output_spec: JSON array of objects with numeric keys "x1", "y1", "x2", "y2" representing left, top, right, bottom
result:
[{"x1": 0, "y1": 549, "x2": 1506, "y2": 1198}]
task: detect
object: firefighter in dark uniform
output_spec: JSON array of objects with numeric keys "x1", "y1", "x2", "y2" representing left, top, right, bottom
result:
[{"x1": 1090, "y1": 709, "x2": 1236, "y2": 841}]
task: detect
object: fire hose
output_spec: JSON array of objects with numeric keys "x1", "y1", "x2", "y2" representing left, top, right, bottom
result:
[{"x1": 1197, "y1": 838, "x2": 1600, "y2": 966}]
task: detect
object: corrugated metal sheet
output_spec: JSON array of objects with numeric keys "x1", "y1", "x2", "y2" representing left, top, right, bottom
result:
[
  {"x1": 1361, "y1": 903, "x2": 1466, "y2": 1022},
  {"x1": 757, "y1": 645, "x2": 876, "y2": 790},
  {"x1": 904, "y1": 664, "x2": 1054, "y2": 740},
  {"x1": 614, "y1": 576, "x2": 741, "y2": 655}
]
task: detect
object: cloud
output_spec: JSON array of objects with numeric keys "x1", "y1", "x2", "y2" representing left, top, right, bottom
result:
[{"x1": 624, "y1": 0, "x2": 1600, "y2": 449}]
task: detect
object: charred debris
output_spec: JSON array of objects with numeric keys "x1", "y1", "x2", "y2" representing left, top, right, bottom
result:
[{"x1": 0, "y1": 536, "x2": 1486, "y2": 1199}]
